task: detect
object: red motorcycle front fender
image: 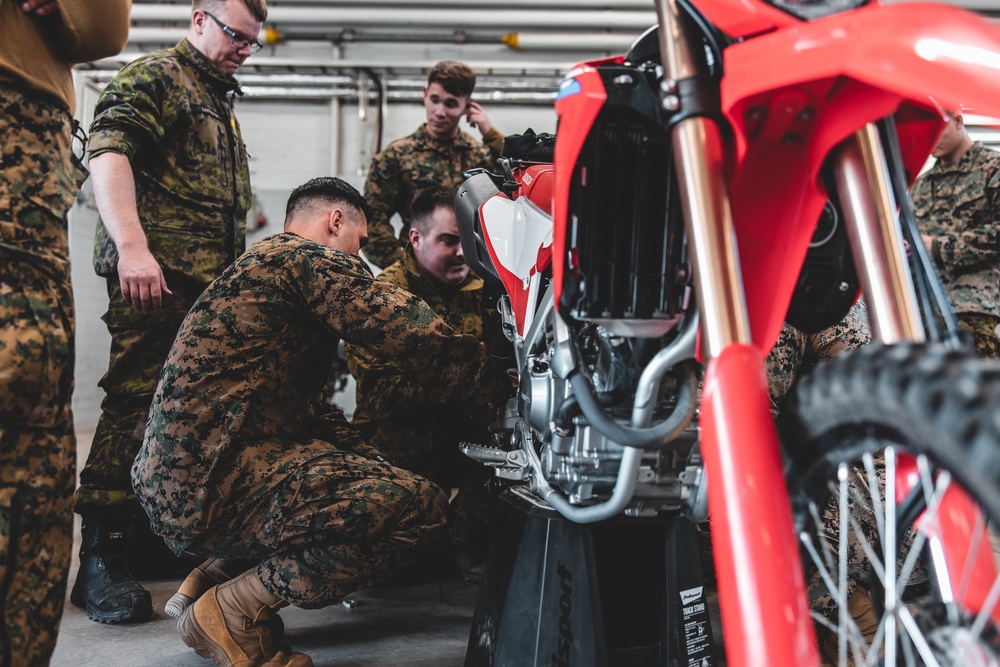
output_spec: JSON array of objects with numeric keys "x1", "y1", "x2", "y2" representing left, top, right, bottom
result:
[
  {"x1": 719, "y1": 2, "x2": 1000, "y2": 353},
  {"x1": 700, "y1": 344, "x2": 820, "y2": 665},
  {"x1": 723, "y1": 3, "x2": 1000, "y2": 123}
]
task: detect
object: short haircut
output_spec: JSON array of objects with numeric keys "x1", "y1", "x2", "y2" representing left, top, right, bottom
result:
[
  {"x1": 194, "y1": 0, "x2": 268, "y2": 23},
  {"x1": 285, "y1": 177, "x2": 372, "y2": 225},
  {"x1": 410, "y1": 187, "x2": 456, "y2": 233},
  {"x1": 427, "y1": 61, "x2": 476, "y2": 99}
]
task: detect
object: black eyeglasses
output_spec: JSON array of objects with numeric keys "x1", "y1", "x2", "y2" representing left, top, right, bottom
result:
[{"x1": 204, "y1": 11, "x2": 263, "y2": 54}]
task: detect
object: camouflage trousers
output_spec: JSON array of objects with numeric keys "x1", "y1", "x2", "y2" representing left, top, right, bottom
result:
[
  {"x1": 958, "y1": 312, "x2": 1000, "y2": 360},
  {"x1": 446, "y1": 467, "x2": 493, "y2": 567},
  {"x1": 805, "y1": 454, "x2": 925, "y2": 656},
  {"x1": 765, "y1": 301, "x2": 871, "y2": 415},
  {"x1": 181, "y1": 445, "x2": 448, "y2": 608},
  {"x1": 75, "y1": 275, "x2": 204, "y2": 512},
  {"x1": 0, "y1": 87, "x2": 85, "y2": 667},
  {"x1": 807, "y1": 459, "x2": 888, "y2": 620},
  {"x1": 362, "y1": 422, "x2": 493, "y2": 568}
]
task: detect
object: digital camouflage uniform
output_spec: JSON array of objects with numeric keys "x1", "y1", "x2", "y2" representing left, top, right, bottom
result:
[
  {"x1": 910, "y1": 142, "x2": 1000, "y2": 358},
  {"x1": 0, "y1": 87, "x2": 84, "y2": 667},
  {"x1": 132, "y1": 233, "x2": 509, "y2": 606},
  {"x1": 362, "y1": 124, "x2": 503, "y2": 268},
  {"x1": 79, "y1": 38, "x2": 252, "y2": 513},
  {"x1": 764, "y1": 300, "x2": 872, "y2": 415},
  {"x1": 0, "y1": 0, "x2": 128, "y2": 659},
  {"x1": 346, "y1": 246, "x2": 513, "y2": 565}
]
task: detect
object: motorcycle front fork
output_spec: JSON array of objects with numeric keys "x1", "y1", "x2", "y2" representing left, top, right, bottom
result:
[
  {"x1": 655, "y1": 1, "x2": 996, "y2": 665},
  {"x1": 837, "y1": 129, "x2": 1000, "y2": 626},
  {"x1": 656, "y1": 0, "x2": 820, "y2": 663}
]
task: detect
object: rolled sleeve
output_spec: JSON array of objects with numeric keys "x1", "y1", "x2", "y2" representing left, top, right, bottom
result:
[{"x1": 88, "y1": 85, "x2": 165, "y2": 163}]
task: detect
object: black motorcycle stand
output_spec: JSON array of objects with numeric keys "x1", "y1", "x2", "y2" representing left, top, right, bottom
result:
[{"x1": 465, "y1": 487, "x2": 718, "y2": 667}]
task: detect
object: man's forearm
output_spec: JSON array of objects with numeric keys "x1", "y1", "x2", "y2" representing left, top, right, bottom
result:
[
  {"x1": 89, "y1": 151, "x2": 147, "y2": 256},
  {"x1": 935, "y1": 228, "x2": 999, "y2": 269},
  {"x1": 90, "y1": 150, "x2": 174, "y2": 310},
  {"x1": 349, "y1": 352, "x2": 431, "y2": 411}
]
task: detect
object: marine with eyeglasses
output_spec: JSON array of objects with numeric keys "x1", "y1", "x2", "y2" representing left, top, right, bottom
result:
[{"x1": 70, "y1": 0, "x2": 269, "y2": 626}]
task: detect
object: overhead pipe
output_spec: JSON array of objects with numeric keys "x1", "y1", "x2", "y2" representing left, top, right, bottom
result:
[
  {"x1": 361, "y1": 69, "x2": 385, "y2": 153},
  {"x1": 236, "y1": 88, "x2": 557, "y2": 103},
  {"x1": 128, "y1": 5, "x2": 657, "y2": 31},
  {"x1": 291, "y1": 28, "x2": 499, "y2": 44},
  {"x1": 382, "y1": 89, "x2": 556, "y2": 104},
  {"x1": 233, "y1": 73, "x2": 356, "y2": 86},
  {"x1": 124, "y1": 25, "x2": 644, "y2": 55},
  {"x1": 126, "y1": 23, "x2": 500, "y2": 46},
  {"x1": 81, "y1": 50, "x2": 571, "y2": 106},
  {"x1": 502, "y1": 31, "x2": 640, "y2": 52},
  {"x1": 88, "y1": 53, "x2": 578, "y2": 76},
  {"x1": 126, "y1": 27, "x2": 188, "y2": 44},
  {"x1": 75, "y1": 69, "x2": 559, "y2": 105},
  {"x1": 81, "y1": 64, "x2": 562, "y2": 99}
]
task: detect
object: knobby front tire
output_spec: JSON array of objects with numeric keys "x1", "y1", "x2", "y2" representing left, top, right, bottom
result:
[{"x1": 779, "y1": 342, "x2": 1000, "y2": 666}]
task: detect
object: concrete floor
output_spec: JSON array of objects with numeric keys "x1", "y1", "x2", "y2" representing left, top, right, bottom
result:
[
  {"x1": 48, "y1": 430, "x2": 727, "y2": 667},
  {"x1": 51, "y1": 553, "x2": 478, "y2": 667},
  {"x1": 50, "y1": 429, "x2": 478, "y2": 667}
]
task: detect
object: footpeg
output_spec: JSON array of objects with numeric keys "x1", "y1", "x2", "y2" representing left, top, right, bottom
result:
[
  {"x1": 459, "y1": 443, "x2": 529, "y2": 480},
  {"x1": 459, "y1": 443, "x2": 511, "y2": 464}
]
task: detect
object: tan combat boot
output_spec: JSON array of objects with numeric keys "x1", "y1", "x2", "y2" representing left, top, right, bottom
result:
[
  {"x1": 847, "y1": 587, "x2": 880, "y2": 643},
  {"x1": 166, "y1": 558, "x2": 250, "y2": 619},
  {"x1": 819, "y1": 588, "x2": 881, "y2": 667},
  {"x1": 177, "y1": 568, "x2": 312, "y2": 667}
]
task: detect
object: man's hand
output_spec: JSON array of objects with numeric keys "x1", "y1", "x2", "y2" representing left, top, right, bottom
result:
[
  {"x1": 118, "y1": 247, "x2": 172, "y2": 312},
  {"x1": 903, "y1": 235, "x2": 935, "y2": 257},
  {"x1": 21, "y1": 0, "x2": 58, "y2": 17},
  {"x1": 465, "y1": 100, "x2": 494, "y2": 137}
]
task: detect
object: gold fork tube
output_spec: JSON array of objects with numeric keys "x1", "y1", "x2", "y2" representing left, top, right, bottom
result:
[
  {"x1": 655, "y1": 4, "x2": 822, "y2": 665},
  {"x1": 672, "y1": 119, "x2": 751, "y2": 358},
  {"x1": 655, "y1": 0, "x2": 750, "y2": 359},
  {"x1": 655, "y1": 0, "x2": 700, "y2": 81},
  {"x1": 833, "y1": 125, "x2": 925, "y2": 344}
]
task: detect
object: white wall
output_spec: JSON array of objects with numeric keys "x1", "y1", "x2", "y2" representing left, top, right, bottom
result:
[
  {"x1": 69, "y1": 186, "x2": 110, "y2": 431},
  {"x1": 69, "y1": 93, "x2": 556, "y2": 430},
  {"x1": 239, "y1": 96, "x2": 557, "y2": 246}
]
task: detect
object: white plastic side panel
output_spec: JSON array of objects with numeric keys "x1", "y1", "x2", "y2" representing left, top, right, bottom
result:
[{"x1": 481, "y1": 196, "x2": 553, "y2": 284}]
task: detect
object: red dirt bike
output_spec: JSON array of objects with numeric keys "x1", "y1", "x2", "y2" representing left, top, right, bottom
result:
[{"x1": 455, "y1": 0, "x2": 1000, "y2": 665}]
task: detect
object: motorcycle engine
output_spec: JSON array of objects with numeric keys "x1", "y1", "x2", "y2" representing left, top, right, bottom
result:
[{"x1": 512, "y1": 317, "x2": 700, "y2": 513}]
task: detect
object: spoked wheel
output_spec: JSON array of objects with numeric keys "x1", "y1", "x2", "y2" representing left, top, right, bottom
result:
[{"x1": 778, "y1": 343, "x2": 1000, "y2": 667}]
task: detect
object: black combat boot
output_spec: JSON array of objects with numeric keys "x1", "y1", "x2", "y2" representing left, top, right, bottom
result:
[{"x1": 70, "y1": 513, "x2": 153, "y2": 624}]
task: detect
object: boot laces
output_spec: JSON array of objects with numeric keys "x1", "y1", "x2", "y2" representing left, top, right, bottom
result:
[{"x1": 101, "y1": 552, "x2": 138, "y2": 584}]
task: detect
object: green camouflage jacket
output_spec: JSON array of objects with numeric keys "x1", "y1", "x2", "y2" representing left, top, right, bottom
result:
[
  {"x1": 362, "y1": 123, "x2": 504, "y2": 268},
  {"x1": 346, "y1": 246, "x2": 512, "y2": 468},
  {"x1": 910, "y1": 142, "x2": 1000, "y2": 317},
  {"x1": 89, "y1": 39, "x2": 251, "y2": 284},
  {"x1": 132, "y1": 232, "x2": 508, "y2": 546}
]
